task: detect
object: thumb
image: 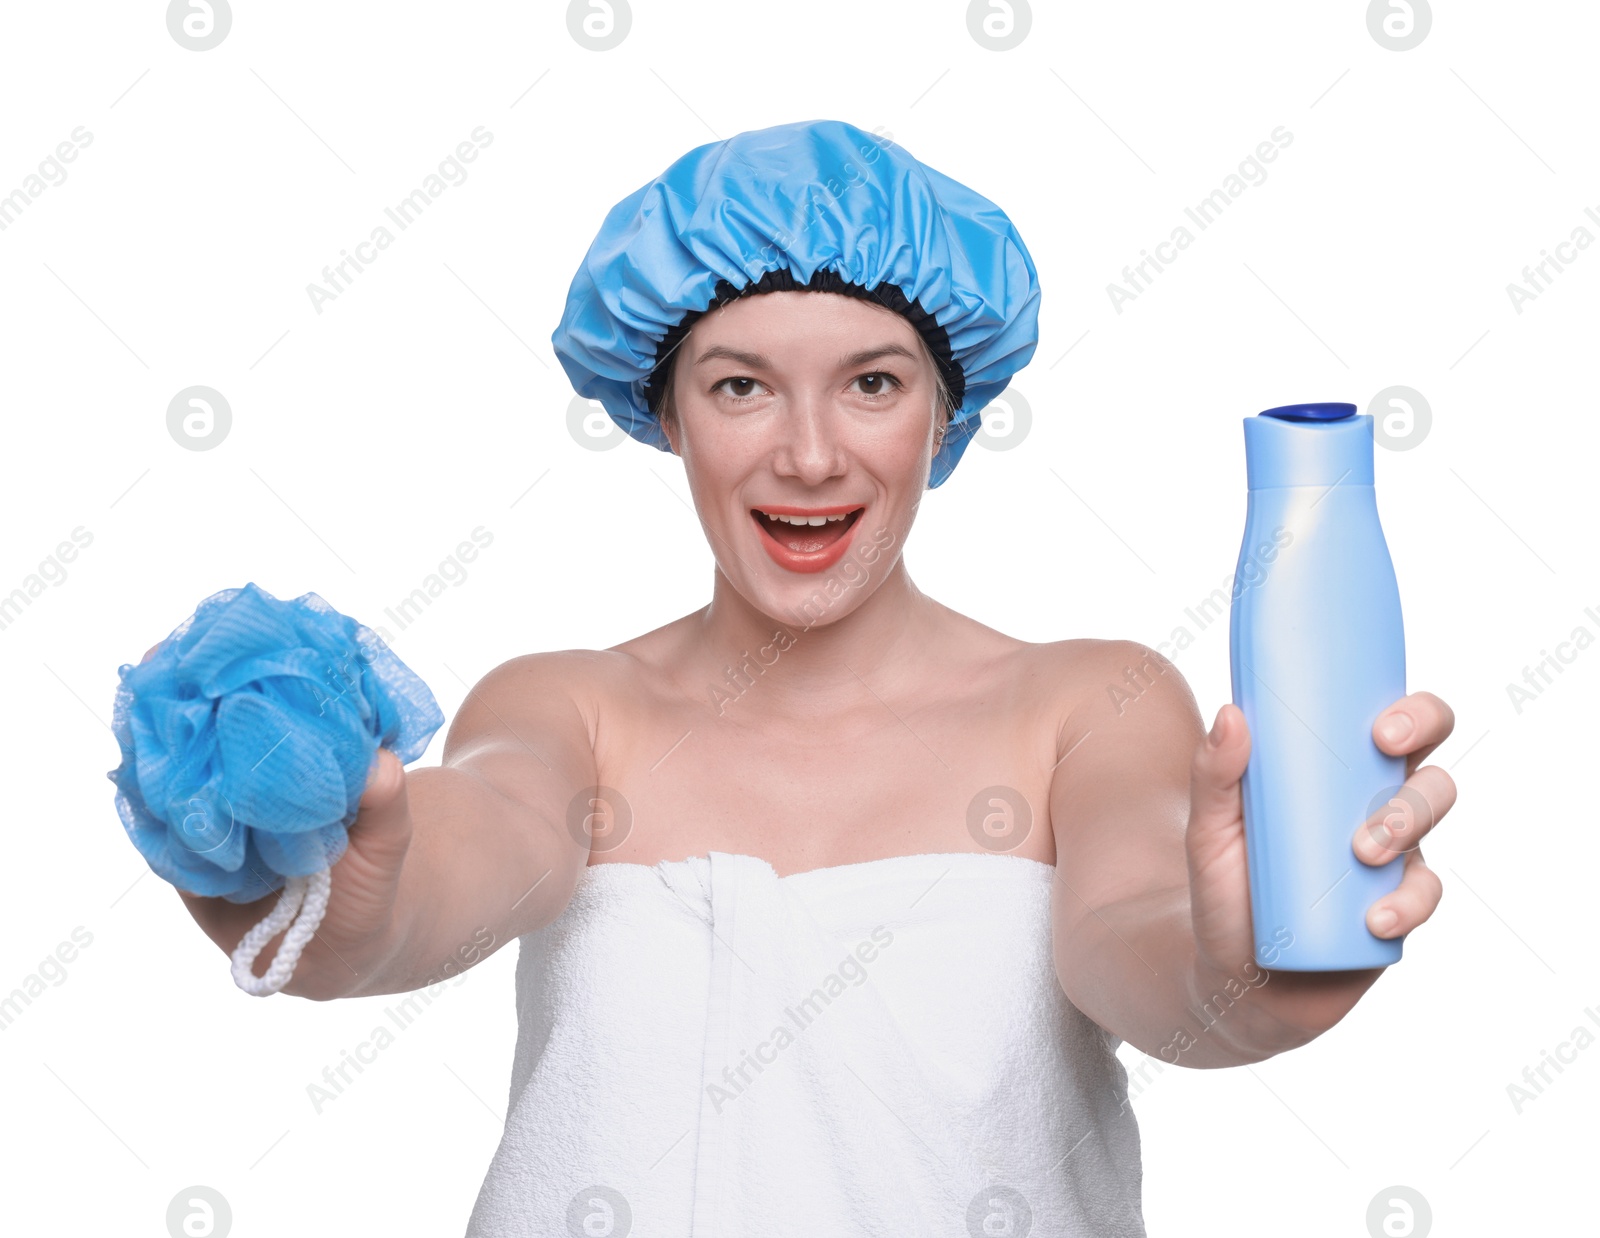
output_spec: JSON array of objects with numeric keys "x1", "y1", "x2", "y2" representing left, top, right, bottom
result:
[
  {"x1": 360, "y1": 746, "x2": 406, "y2": 809},
  {"x1": 1188, "y1": 705, "x2": 1251, "y2": 846},
  {"x1": 350, "y1": 747, "x2": 412, "y2": 868}
]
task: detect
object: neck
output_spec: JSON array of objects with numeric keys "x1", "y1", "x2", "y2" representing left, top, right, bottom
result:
[{"x1": 690, "y1": 553, "x2": 942, "y2": 723}]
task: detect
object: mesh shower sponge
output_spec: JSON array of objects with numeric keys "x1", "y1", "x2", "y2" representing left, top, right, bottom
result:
[{"x1": 108, "y1": 581, "x2": 444, "y2": 994}]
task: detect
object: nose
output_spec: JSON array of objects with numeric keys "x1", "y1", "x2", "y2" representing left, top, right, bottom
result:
[{"x1": 772, "y1": 388, "x2": 847, "y2": 485}]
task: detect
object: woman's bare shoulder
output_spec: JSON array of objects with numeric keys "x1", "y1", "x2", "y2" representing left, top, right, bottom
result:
[
  {"x1": 1018, "y1": 635, "x2": 1183, "y2": 676},
  {"x1": 917, "y1": 604, "x2": 1189, "y2": 710},
  {"x1": 1011, "y1": 635, "x2": 1201, "y2": 725},
  {"x1": 461, "y1": 613, "x2": 698, "y2": 716},
  {"x1": 430, "y1": 647, "x2": 642, "y2": 766},
  {"x1": 465, "y1": 646, "x2": 641, "y2": 707}
]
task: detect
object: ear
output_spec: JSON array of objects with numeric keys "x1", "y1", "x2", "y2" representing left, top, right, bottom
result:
[
  {"x1": 653, "y1": 391, "x2": 677, "y2": 454},
  {"x1": 656, "y1": 371, "x2": 681, "y2": 455}
]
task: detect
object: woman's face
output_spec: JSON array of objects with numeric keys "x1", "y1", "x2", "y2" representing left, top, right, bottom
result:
[{"x1": 659, "y1": 290, "x2": 945, "y2": 623}]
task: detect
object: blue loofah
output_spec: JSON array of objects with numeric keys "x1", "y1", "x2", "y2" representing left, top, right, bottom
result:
[{"x1": 108, "y1": 582, "x2": 444, "y2": 908}]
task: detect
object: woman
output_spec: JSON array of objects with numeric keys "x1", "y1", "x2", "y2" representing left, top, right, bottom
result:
[{"x1": 177, "y1": 119, "x2": 1456, "y2": 1236}]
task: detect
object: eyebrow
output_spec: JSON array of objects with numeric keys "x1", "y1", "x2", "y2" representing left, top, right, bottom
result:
[{"x1": 692, "y1": 342, "x2": 921, "y2": 369}]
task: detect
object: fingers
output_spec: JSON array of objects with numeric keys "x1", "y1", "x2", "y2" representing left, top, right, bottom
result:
[
  {"x1": 1365, "y1": 846, "x2": 1444, "y2": 938},
  {"x1": 1352, "y1": 763, "x2": 1457, "y2": 864},
  {"x1": 175, "y1": 884, "x2": 277, "y2": 955},
  {"x1": 1362, "y1": 691, "x2": 1456, "y2": 939},
  {"x1": 141, "y1": 642, "x2": 163, "y2": 664},
  {"x1": 1374, "y1": 689, "x2": 1456, "y2": 774}
]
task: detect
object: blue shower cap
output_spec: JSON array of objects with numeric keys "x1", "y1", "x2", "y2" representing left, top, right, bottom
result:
[
  {"x1": 107, "y1": 582, "x2": 444, "y2": 905},
  {"x1": 551, "y1": 118, "x2": 1041, "y2": 488}
]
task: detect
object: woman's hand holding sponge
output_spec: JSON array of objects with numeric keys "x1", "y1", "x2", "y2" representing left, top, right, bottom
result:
[{"x1": 108, "y1": 583, "x2": 444, "y2": 996}]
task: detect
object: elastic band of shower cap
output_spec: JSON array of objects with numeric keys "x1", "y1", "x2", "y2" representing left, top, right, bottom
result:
[{"x1": 550, "y1": 118, "x2": 1042, "y2": 488}]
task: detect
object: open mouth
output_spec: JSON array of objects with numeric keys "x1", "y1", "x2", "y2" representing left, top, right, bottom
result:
[{"x1": 749, "y1": 506, "x2": 865, "y2": 554}]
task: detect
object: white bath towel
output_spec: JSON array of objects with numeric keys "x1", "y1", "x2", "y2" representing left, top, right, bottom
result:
[{"x1": 463, "y1": 850, "x2": 1145, "y2": 1237}]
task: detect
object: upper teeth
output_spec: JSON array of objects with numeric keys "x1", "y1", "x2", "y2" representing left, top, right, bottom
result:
[{"x1": 760, "y1": 511, "x2": 851, "y2": 526}]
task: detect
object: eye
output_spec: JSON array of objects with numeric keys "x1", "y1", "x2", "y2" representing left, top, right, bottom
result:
[
  {"x1": 850, "y1": 372, "x2": 902, "y2": 399},
  {"x1": 712, "y1": 376, "x2": 769, "y2": 402}
]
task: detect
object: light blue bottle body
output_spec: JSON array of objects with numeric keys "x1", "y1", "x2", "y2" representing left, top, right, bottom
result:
[{"x1": 1229, "y1": 403, "x2": 1407, "y2": 971}]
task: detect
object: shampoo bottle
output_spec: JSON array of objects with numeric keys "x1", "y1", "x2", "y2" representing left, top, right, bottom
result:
[{"x1": 1229, "y1": 402, "x2": 1407, "y2": 971}]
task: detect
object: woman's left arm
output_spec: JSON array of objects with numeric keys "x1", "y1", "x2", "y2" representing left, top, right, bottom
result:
[{"x1": 1049, "y1": 639, "x2": 1458, "y2": 1068}]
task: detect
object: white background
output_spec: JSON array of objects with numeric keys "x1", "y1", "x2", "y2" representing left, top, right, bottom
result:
[{"x1": 1, "y1": 1, "x2": 1594, "y2": 1235}]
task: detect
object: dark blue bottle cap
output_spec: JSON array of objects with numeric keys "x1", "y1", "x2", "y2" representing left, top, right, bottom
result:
[{"x1": 1259, "y1": 402, "x2": 1357, "y2": 422}]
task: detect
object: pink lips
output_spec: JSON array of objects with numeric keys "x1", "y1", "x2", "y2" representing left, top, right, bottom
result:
[{"x1": 750, "y1": 504, "x2": 865, "y2": 573}]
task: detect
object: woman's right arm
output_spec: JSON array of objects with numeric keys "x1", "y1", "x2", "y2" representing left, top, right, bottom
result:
[{"x1": 173, "y1": 650, "x2": 600, "y2": 1000}]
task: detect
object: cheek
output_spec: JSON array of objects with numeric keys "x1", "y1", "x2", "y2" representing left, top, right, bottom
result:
[
  {"x1": 869, "y1": 404, "x2": 939, "y2": 465},
  {"x1": 676, "y1": 409, "x2": 748, "y2": 471},
  {"x1": 675, "y1": 419, "x2": 748, "y2": 502}
]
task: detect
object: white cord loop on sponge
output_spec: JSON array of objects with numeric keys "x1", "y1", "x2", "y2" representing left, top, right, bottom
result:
[{"x1": 229, "y1": 866, "x2": 332, "y2": 996}]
